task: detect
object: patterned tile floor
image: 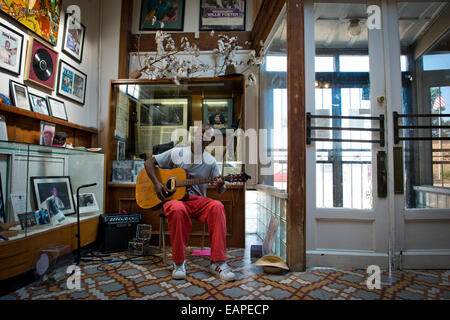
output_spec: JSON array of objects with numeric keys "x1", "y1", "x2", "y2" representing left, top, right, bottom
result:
[{"x1": 1, "y1": 236, "x2": 449, "y2": 300}]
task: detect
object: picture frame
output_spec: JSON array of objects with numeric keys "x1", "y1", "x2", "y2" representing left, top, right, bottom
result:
[
  {"x1": 0, "y1": 0, "x2": 62, "y2": 47},
  {"x1": 57, "y1": 60, "x2": 87, "y2": 105},
  {"x1": 9, "y1": 80, "x2": 31, "y2": 111},
  {"x1": 62, "y1": 13, "x2": 86, "y2": 63},
  {"x1": 47, "y1": 96, "x2": 68, "y2": 121},
  {"x1": 117, "y1": 141, "x2": 125, "y2": 161},
  {"x1": 28, "y1": 93, "x2": 50, "y2": 116},
  {"x1": 139, "y1": 98, "x2": 189, "y2": 128},
  {"x1": 24, "y1": 38, "x2": 59, "y2": 90},
  {"x1": 0, "y1": 172, "x2": 4, "y2": 224},
  {"x1": 40, "y1": 121, "x2": 56, "y2": 146},
  {"x1": 0, "y1": 115, "x2": 7, "y2": 141},
  {"x1": 73, "y1": 193, "x2": 99, "y2": 214},
  {"x1": 0, "y1": 23, "x2": 24, "y2": 75},
  {"x1": 199, "y1": 0, "x2": 246, "y2": 31},
  {"x1": 31, "y1": 176, "x2": 76, "y2": 216},
  {"x1": 139, "y1": 0, "x2": 185, "y2": 31},
  {"x1": 202, "y1": 98, "x2": 233, "y2": 133}
]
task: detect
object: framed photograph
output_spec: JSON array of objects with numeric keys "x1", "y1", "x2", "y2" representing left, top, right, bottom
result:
[
  {"x1": 47, "y1": 97, "x2": 68, "y2": 121},
  {"x1": 199, "y1": 0, "x2": 246, "y2": 31},
  {"x1": 40, "y1": 121, "x2": 55, "y2": 146},
  {"x1": 57, "y1": 60, "x2": 87, "y2": 105},
  {"x1": 31, "y1": 176, "x2": 75, "y2": 216},
  {"x1": 62, "y1": 13, "x2": 86, "y2": 63},
  {"x1": 139, "y1": 0, "x2": 185, "y2": 31},
  {"x1": 112, "y1": 160, "x2": 134, "y2": 183},
  {"x1": 202, "y1": 98, "x2": 233, "y2": 132},
  {"x1": 9, "y1": 80, "x2": 31, "y2": 111},
  {"x1": 29, "y1": 93, "x2": 50, "y2": 116},
  {"x1": 0, "y1": 23, "x2": 24, "y2": 75},
  {"x1": 139, "y1": 98, "x2": 189, "y2": 128},
  {"x1": 0, "y1": 0, "x2": 62, "y2": 47},
  {"x1": 24, "y1": 38, "x2": 59, "y2": 90},
  {"x1": 0, "y1": 115, "x2": 8, "y2": 141},
  {"x1": 73, "y1": 193, "x2": 99, "y2": 214},
  {"x1": 0, "y1": 172, "x2": 4, "y2": 224},
  {"x1": 117, "y1": 141, "x2": 125, "y2": 161}
]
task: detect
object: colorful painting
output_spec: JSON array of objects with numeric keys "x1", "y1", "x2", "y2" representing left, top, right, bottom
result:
[
  {"x1": 0, "y1": 0, "x2": 62, "y2": 46},
  {"x1": 139, "y1": 0, "x2": 185, "y2": 31}
]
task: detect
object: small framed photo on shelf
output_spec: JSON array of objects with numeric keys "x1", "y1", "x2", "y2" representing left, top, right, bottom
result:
[
  {"x1": 24, "y1": 37, "x2": 59, "y2": 90},
  {"x1": 0, "y1": 23, "x2": 24, "y2": 75},
  {"x1": 31, "y1": 176, "x2": 76, "y2": 216},
  {"x1": 57, "y1": 60, "x2": 87, "y2": 105},
  {"x1": 112, "y1": 161, "x2": 134, "y2": 183},
  {"x1": 73, "y1": 193, "x2": 99, "y2": 214},
  {"x1": 47, "y1": 97, "x2": 68, "y2": 121},
  {"x1": 9, "y1": 80, "x2": 31, "y2": 110},
  {"x1": 117, "y1": 141, "x2": 126, "y2": 161},
  {"x1": 40, "y1": 121, "x2": 56, "y2": 146},
  {"x1": 202, "y1": 98, "x2": 233, "y2": 133},
  {"x1": 199, "y1": 0, "x2": 246, "y2": 31},
  {"x1": 139, "y1": 0, "x2": 185, "y2": 31},
  {"x1": 62, "y1": 13, "x2": 86, "y2": 63},
  {"x1": 0, "y1": 115, "x2": 8, "y2": 141},
  {"x1": 28, "y1": 93, "x2": 50, "y2": 116}
]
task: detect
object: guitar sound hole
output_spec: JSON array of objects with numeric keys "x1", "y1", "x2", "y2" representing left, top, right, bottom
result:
[{"x1": 164, "y1": 178, "x2": 176, "y2": 197}]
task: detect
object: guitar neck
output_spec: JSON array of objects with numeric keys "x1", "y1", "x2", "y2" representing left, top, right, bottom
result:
[{"x1": 176, "y1": 177, "x2": 215, "y2": 187}]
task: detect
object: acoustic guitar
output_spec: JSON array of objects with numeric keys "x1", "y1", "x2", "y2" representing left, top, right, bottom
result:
[{"x1": 135, "y1": 168, "x2": 251, "y2": 210}]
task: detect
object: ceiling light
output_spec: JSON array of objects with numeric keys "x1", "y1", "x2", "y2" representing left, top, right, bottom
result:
[{"x1": 348, "y1": 19, "x2": 361, "y2": 37}]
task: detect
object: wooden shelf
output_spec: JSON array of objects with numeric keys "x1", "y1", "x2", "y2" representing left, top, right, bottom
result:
[{"x1": 0, "y1": 102, "x2": 98, "y2": 134}]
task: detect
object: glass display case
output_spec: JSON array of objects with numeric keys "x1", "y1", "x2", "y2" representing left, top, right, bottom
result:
[{"x1": 0, "y1": 141, "x2": 104, "y2": 240}]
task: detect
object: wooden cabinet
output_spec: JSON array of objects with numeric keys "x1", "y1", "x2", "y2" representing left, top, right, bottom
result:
[{"x1": 106, "y1": 77, "x2": 246, "y2": 248}]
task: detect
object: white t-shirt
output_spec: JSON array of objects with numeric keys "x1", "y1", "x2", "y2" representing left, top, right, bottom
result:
[{"x1": 153, "y1": 146, "x2": 220, "y2": 197}]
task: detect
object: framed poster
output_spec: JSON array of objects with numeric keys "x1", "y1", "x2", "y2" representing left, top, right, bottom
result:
[
  {"x1": 62, "y1": 13, "x2": 86, "y2": 63},
  {"x1": 0, "y1": 23, "x2": 24, "y2": 75},
  {"x1": 47, "y1": 96, "x2": 68, "y2": 121},
  {"x1": 24, "y1": 38, "x2": 59, "y2": 90},
  {"x1": 28, "y1": 92, "x2": 50, "y2": 116},
  {"x1": 31, "y1": 176, "x2": 75, "y2": 216},
  {"x1": 199, "y1": 0, "x2": 246, "y2": 31},
  {"x1": 57, "y1": 60, "x2": 87, "y2": 105},
  {"x1": 139, "y1": 0, "x2": 185, "y2": 31},
  {"x1": 9, "y1": 80, "x2": 31, "y2": 110},
  {"x1": 202, "y1": 98, "x2": 233, "y2": 133},
  {"x1": 0, "y1": 0, "x2": 62, "y2": 47}
]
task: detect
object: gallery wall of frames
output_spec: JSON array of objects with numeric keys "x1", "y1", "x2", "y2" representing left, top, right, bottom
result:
[{"x1": 0, "y1": 0, "x2": 101, "y2": 135}]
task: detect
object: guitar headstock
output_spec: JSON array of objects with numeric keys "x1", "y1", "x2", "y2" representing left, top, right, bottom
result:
[{"x1": 224, "y1": 172, "x2": 251, "y2": 183}]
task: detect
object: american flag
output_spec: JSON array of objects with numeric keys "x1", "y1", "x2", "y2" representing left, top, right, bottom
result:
[{"x1": 433, "y1": 95, "x2": 445, "y2": 111}]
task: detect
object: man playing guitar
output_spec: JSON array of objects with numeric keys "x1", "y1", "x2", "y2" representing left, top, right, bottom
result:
[{"x1": 144, "y1": 124, "x2": 235, "y2": 281}]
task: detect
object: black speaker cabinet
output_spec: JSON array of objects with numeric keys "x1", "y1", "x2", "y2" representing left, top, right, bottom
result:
[{"x1": 100, "y1": 214, "x2": 142, "y2": 253}]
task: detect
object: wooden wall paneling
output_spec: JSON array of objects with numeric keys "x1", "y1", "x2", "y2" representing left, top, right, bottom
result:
[
  {"x1": 286, "y1": 0, "x2": 306, "y2": 272},
  {"x1": 119, "y1": 0, "x2": 134, "y2": 79}
]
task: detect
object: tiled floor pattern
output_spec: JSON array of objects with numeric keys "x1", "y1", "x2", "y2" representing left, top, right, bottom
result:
[{"x1": 1, "y1": 246, "x2": 450, "y2": 300}]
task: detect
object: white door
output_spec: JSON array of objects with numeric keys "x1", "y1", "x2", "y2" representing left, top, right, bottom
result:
[
  {"x1": 305, "y1": 0, "x2": 392, "y2": 268},
  {"x1": 305, "y1": 0, "x2": 450, "y2": 269}
]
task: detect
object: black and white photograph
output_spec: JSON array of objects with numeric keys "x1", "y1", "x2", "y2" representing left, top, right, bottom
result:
[
  {"x1": 73, "y1": 193, "x2": 99, "y2": 214},
  {"x1": 31, "y1": 176, "x2": 75, "y2": 216},
  {"x1": 9, "y1": 80, "x2": 31, "y2": 110},
  {"x1": 117, "y1": 141, "x2": 126, "y2": 161},
  {"x1": 57, "y1": 60, "x2": 87, "y2": 105},
  {"x1": 29, "y1": 93, "x2": 50, "y2": 116},
  {"x1": 0, "y1": 23, "x2": 23, "y2": 75},
  {"x1": 62, "y1": 13, "x2": 86, "y2": 63},
  {"x1": 47, "y1": 96, "x2": 68, "y2": 121}
]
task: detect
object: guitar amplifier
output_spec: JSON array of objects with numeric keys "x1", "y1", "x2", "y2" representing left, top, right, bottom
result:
[{"x1": 100, "y1": 213, "x2": 142, "y2": 253}]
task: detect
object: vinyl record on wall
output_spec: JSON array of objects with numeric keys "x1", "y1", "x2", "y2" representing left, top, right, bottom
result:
[{"x1": 24, "y1": 38, "x2": 59, "y2": 91}]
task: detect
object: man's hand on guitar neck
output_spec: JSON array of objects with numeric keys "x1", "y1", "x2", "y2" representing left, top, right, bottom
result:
[{"x1": 213, "y1": 176, "x2": 226, "y2": 195}]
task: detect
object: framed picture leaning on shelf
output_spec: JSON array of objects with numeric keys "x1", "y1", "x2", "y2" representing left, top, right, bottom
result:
[
  {"x1": 0, "y1": 23, "x2": 24, "y2": 75},
  {"x1": 73, "y1": 192, "x2": 99, "y2": 214},
  {"x1": 139, "y1": 0, "x2": 185, "y2": 31},
  {"x1": 40, "y1": 121, "x2": 55, "y2": 146},
  {"x1": 31, "y1": 176, "x2": 76, "y2": 216},
  {"x1": 202, "y1": 98, "x2": 233, "y2": 133},
  {"x1": 9, "y1": 80, "x2": 31, "y2": 110},
  {"x1": 199, "y1": 0, "x2": 246, "y2": 31},
  {"x1": 62, "y1": 13, "x2": 86, "y2": 63},
  {"x1": 47, "y1": 96, "x2": 68, "y2": 121},
  {"x1": 29, "y1": 93, "x2": 50, "y2": 116},
  {"x1": 57, "y1": 60, "x2": 87, "y2": 105}
]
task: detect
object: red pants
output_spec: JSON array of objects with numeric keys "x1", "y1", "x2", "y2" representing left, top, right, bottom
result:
[{"x1": 162, "y1": 195, "x2": 227, "y2": 264}]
